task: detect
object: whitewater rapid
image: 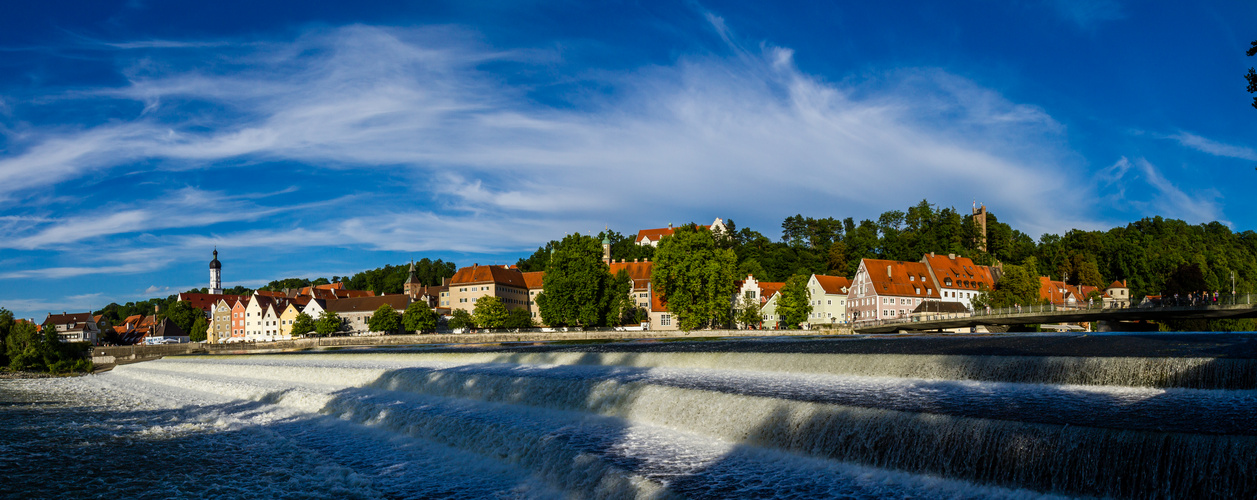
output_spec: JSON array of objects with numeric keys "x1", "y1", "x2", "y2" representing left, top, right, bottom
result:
[{"x1": 5, "y1": 342, "x2": 1255, "y2": 498}]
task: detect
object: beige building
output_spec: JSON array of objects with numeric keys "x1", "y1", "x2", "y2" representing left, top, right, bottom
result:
[
  {"x1": 635, "y1": 218, "x2": 727, "y2": 247},
  {"x1": 43, "y1": 312, "x2": 100, "y2": 344},
  {"x1": 1104, "y1": 280, "x2": 1131, "y2": 308},
  {"x1": 806, "y1": 274, "x2": 852, "y2": 328},
  {"x1": 210, "y1": 299, "x2": 233, "y2": 343},
  {"x1": 279, "y1": 302, "x2": 302, "y2": 337},
  {"x1": 321, "y1": 295, "x2": 411, "y2": 335},
  {"x1": 447, "y1": 264, "x2": 530, "y2": 313},
  {"x1": 522, "y1": 271, "x2": 545, "y2": 322}
]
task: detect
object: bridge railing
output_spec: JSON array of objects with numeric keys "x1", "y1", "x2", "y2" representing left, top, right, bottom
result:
[{"x1": 853, "y1": 293, "x2": 1257, "y2": 330}]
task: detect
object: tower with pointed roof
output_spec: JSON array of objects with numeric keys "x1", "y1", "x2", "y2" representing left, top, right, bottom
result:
[
  {"x1": 404, "y1": 259, "x2": 420, "y2": 298},
  {"x1": 602, "y1": 233, "x2": 611, "y2": 265},
  {"x1": 209, "y1": 248, "x2": 223, "y2": 294}
]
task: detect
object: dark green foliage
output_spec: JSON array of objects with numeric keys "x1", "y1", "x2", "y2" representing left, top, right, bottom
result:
[
  {"x1": 367, "y1": 304, "x2": 401, "y2": 334},
  {"x1": 162, "y1": 300, "x2": 202, "y2": 336},
  {"x1": 473, "y1": 296, "x2": 509, "y2": 330},
  {"x1": 449, "y1": 309, "x2": 474, "y2": 331},
  {"x1": 342, "y1": 258, "x2": 458, "y2": 295},
  {"x1": 291, "y1": 312, "x2": 316, "y2": 337},
  {"x1": 651, "y1": 224, "x2": 739, "y2": 330},
  {"x1": 504, "y1": 309, "x2": 535, "y2": 329},
  {"x1": 402, "y1": 301, "x2": 438, "y2": 333},
  {"x1": 736, "y1": 295, "x2": 764, "y2": 328},
  {"x1": 1246, "y1": 40, "x2": 1257, "y2": 109},
  {"x1": 189, "y1": 316, "x2": 208, "y2": 342},
  {"x1": 315, "y1": 311, "x2": 341, "y2": 336},
  {"x1": 6, "y1": 321, "x2": 91, "y2": 373},
  {"x1": 775, "y1": 274, "x2": 813, "y2": 329},
  {"x1": 535, "y1": 234, "x2": 618, "y2": 328},
  {"x1": 0, "y1": 308, "x2": 13, "y2": 366}
]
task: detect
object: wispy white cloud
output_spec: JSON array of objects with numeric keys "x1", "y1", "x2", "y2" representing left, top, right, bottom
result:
[
  {"x1": 0, "y1": 22, "x2": 1102, "y2": 275},
  {"x1": 1168, "y1": 131, "x2": 1257, "y2": 161},
  {"x1": 1098, "y1": 156, "x2": 1224, "y2": 225}
]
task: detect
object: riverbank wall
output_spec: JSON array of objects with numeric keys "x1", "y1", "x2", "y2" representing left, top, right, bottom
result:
[{"x1": 91, "y1": 327, "x2": 850, "y2": 369}]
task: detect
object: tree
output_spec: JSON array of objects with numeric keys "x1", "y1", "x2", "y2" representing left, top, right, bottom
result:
[
  {"x1": 504, "y1": 309, "x2": 535, "y2": 330},
  {"x1": 449, "y1": 309, "x2": 475, "y2": 331},
  {"x1": 972, "y1": 262, "x2": 1041, "y2": 309},
  {"x1": 402, "y1": 301, "x2": 438, "y2": 333},
  {"x1": 189, "y1": 315, "x2": 208, "y2": 342},
  {"x1": 536, "y1": 233, "x2": 614, "y2": 328},
  {"x1": 775, "y1": 274, "x2": 813, "y2": 329},
  {"x1": 651, "y1": 224, "x2": 739, "y2": 330},
  {"x1": 736, "y1": 294, "x2": 764, "y2": 328},
  {"x1": 316, "y1": 311, "x2": 341, "y2": 336},
  {"x1": 0, "y1": 308, "x2": 13, "y2": 366},
  {"x1": 367, "y1": 304, "x2": 401, "y2": 334},
  {"x1": 291, "y1": 312, "x2": 316, "y2": 337},
  {"x1": 605, "y1": 269, "x2": 635, "y2": 326},
  {"x1": 473, "y1": 296, "x2": 508, "y2": 330},
  {"x1": 1247, "y1": 40, "x2": 1257, "y2": 109},
  {"x1": 162, "y1": 300, "x2": 202, "y2": 336}
]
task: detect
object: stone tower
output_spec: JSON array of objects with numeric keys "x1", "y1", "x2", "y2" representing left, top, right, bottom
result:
[
  {"x1": 972, "y1": 203, "x2": 988, "y2": 253},
  {"x1": 602, "y1": 234, "x2": 612, "y2": 265},
  {"x1": 209, "y1": 248, "x2": 223, "y2": 294}
]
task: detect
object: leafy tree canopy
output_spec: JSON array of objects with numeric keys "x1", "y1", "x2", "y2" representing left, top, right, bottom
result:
[
  {"x1": 367, "y1": 304, "x2": 401, "y2": 334},
  {"x1": 651, "y1": 224, "x2": 739, "y2": 330},
  {"x1": 774, "y1": 274, "x2": 813, "y2": 329},
  {"x1": 402, "y1": 301, "x2": 438, "y2": 333},
  {"x1": 473, "y1": 296, "x2": 509, "y2": 330}
]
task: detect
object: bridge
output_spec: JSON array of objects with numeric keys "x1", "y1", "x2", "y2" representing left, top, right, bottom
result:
[{"x1": 853, "y1": 297, "x2": 1257, "y2": 334}]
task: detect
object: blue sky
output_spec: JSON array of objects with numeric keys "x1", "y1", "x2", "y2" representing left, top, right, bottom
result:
[{"x1": 2, "y1": 1, "x2": 1255, "y2": 320}]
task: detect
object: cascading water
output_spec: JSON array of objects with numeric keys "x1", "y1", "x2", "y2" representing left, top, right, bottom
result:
[{"x1": 4, "y1": 335, "x2": 1254, "y2": 499}]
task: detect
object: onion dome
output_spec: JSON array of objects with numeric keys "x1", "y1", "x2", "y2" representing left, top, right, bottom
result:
[{"x1": 210, "y1": 248, "x2": 222, "y2": 269}]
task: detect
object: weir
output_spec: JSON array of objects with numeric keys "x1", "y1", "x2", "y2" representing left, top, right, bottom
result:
[{"x1": 13, "y1": 334, "x2": 1257, "y2": 499}]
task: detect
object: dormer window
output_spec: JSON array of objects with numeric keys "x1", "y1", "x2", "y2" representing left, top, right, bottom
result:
[{"x1": 910, "y1": 275, "x2": 915, "y2": 281}]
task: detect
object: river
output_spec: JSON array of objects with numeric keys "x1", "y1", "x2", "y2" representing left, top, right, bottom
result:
[{"x1": 3, "y1": 332, "x2": 1255, "y2": 499}]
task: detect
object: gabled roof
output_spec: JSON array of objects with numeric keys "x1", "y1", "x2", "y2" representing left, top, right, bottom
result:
[
  {"x1": 607, "y1": 261, "x2": 653, "y2": 291},
  {"x1": 448, "y1": 264, "x2": 527, "y2": 288},
  {"x1": 812, "y1": 275, "x2": 852, "y2": 295},
  {"x1": 858, "y1": 259, "x2": 939, "y2": 298},
  {"x1": 255, "y1": 290, "x2": 287, "y2": 298},
  {"x1": 912, "y1": 300, "x2": 970, "y2": 314},
  {"x1": 921, "y1": 254, "x2": 995, "y2": 291},
  {"x1": 45, "y1": 312, "x2": 93, "y2": 326},
  {"x1": 179, "y1": 293, "x2": 247, "y2": 312},
  {"x1": 521, "y1": 271, "x2": 546, "y2": 290},
  {"x1": 758, "y1": 282, "x2": 786, "y2": 302},
  {"x1": 1107, "y1": 280, "x2": 1128, "y2": 289},
  {"x1": 636, "y1": 227, "x2": 675, "y2": 243},
  {"x1": 322, "y1": 294, "x2": 411, "y2": 314},
  {"x1": 149, "y1": 317, "x2": 188, "y2": 339}
]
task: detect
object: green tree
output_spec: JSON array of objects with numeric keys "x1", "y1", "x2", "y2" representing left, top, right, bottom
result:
[
  {"x1": 1247, "y1": 40, "x2": 1257, "y2": 109},
  {"x1": 291, "y1": 312, "x2": 316, "y2": 337},
  {"x1": 162, "y1": 300, "x2": 202, "y2": 335},
  {"x1": 504, "y1": 309, "x2": 535, "y2": 330},
  {"x1": 736, "y1": 294, "x2": 764, "y2": 328},
  {"x1": 536, "y1": 233, "x2": 614, "y2": 328},
  {"x1": 6, "y1": 321, "x2": 43, "y2": 371},
  {"x1": 973, "y1": 262, "x2": 1041, "y2": 309},
  {"x1": 316, "y1": 311, "x2": 341, "y2": 336},
  {"x1": 449, "y1": 309, "x2": 475, "y2": 331},
  {"x1": 189, "y1": 315, "x2": 208, "y2": 342},
  {"x1": 0, "y1": 308, "x2": 13, "y2": 366},
  {"x1": 473, "y1": 296, "x2": 508, "y2": 330},
  {"x1": 775, "y1": 274, "x2": 813, "y2": 329},
  {"x1": 651, "y1": 224, "x2": 739, "y2": 330},
  {"x1": 402, "y1": 301, "x2": 438, "y2": 333},
  {"x1": 367, "y1": 304, "x2": 401, "y2": 334},
  {"x1": 605, "y1": 269, "x2": 635, "y2": 326}
]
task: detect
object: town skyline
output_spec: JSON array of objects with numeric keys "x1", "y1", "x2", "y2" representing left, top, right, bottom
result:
[{"x1": 3, "y1": 2, "x2": 1256, "y2": 321}]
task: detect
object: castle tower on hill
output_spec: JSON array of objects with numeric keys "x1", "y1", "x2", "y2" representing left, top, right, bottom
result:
[
  {"x1": 972, "y1": 203, "x2": 988, "y2": 253},
  {"x1": 209, "y1": 248, "x2": 223, "y2": 294}
]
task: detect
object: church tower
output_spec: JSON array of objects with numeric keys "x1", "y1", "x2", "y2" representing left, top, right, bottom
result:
[
  {"x1": 404, "y1": 260, "x2": 420, "y2": 298},
  {"x1": 972, "y1": 203, "x2": 988, "y2": 253},
  {"x1": 209, "y1": 248, "x2": 223, "y2": 294},
  {"x1": 602, "y1": 234, "x2": 612, "y2": 265}
]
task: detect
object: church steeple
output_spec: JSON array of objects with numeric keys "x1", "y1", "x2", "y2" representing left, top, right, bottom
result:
[
  {"x1": 404, "y1": 259, "x2": 419, "y2": 297},
  {"x1": 209, "y1": 248, "x2": 223, "y2": 294}
]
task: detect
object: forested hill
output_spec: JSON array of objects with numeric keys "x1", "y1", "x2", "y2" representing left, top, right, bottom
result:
[{"x1": 517, "y1": 200, "x2": 1257, "y2": 302}]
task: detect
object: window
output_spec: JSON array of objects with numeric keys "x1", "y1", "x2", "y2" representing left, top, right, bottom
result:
[
  {"x1": 910, "y1": 275, "x2": 915, "y2": 281},
  {"x1": 661, "y1": 314, "x2": 671, "y2": 326}
]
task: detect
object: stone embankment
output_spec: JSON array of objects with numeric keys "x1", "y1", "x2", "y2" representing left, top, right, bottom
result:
[{"x1": 91, "y1": 328, "x2": 851, "y2": 370}]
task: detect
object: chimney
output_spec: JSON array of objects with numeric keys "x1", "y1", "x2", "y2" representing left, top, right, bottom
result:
[
  {"x1": 154, "y1": 305, "x2": 160, "y2": 313},
  {"x1": 948, "y1": 253, "x2": 956, "y2": 260},
  {"x1": 634, "y1": 258, "x2": 638, "y2": 262},
  {"x1": 887, "y1": 265, "x2": 892, "y2": 278},
  {"x1": 474, "y1": 263, "x2": 478, "y2": 267}
]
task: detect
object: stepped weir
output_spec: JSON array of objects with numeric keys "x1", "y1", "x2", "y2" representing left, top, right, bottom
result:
[{"x1": 5, "y1": 333, "x2": 1255, "y2": 498}]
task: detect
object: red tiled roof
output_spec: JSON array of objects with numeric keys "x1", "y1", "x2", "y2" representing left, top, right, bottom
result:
[
  {"x1": 635, "y1": 227, "x2": 675, "y2": 243},
  {"x1": 179, "y1": 293, "x2": 247, "y2": 312},
  {"x1": 813, "y1": 275, "x2": 851, "y2": 295},
  {"x1": 860, "y1": 259, "x2": 939, "y2": 298},
  {"x1": 921, "y1": 254, "x2": 995, "y2": 291},
  {"x1": 45, "y1": 312, "x2": 93, "y2": 326},
  {"x1": 322, "y1": 294, "x2": 411, "y2": 314},
  {"x1": 1107, "y1": 280, "x2": 1127, "y2": 289},
  {"x1": 758, "y1": 282, "x2": 786, "y2": 301},
  {"x1": 255, "y1": 290, "x2": 287, "y2": 298},
  {"x1": 651, "y1": 288, "x2": 669, "y2": 312},
  {"x1": 521, "y1": 271, "x2": 546, "y2": 290},
  {"x1": 449, "y1": 264, "x2": 527, "y2": 288},
  {"x1": 607, "y1": 261, "x2": 653, "y2": 291}
]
